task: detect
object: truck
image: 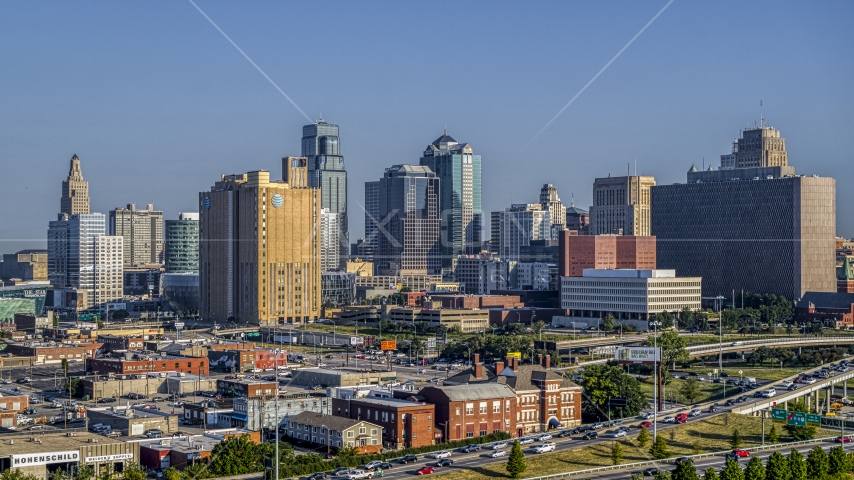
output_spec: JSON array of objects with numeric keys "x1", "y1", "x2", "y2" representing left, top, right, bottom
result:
[{"x1": 744, "y1": 377, "x2": 757, "y2": 387}]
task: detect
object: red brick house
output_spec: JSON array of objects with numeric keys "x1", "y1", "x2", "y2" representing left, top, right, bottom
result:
[
  {"x1": 419, "y1": 383, "x2": 518, "y2": 442},
  {"x1": 331, "y1": 396, "x2": 436, "y2": 449}
]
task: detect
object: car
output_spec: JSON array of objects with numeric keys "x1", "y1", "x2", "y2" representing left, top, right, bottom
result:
[
  {"x1": 582, "y1": 431, "x2": 598, "y2": 440},
  {"x1": 611, "y1": 430, "x2": 627, "y2": 438},
  {"x1": 707, "y1": 404, "x2": 719, "y2": 413},
  {"x1": 675, "y1": 457, "x2": 692, "y2": 465},
  {"x1": 377, "y1": 463, "x2": 392, "y2": 470},
  {"x1": 676, "y1": 417, "x2": 688, "y2": 424},
  {"x1": 433, "y1": 459, "x2": 453, "y2": 468},
  {"x1": 725, "y1": 453, "x2": 740, "y2": 462},
  {"x1": 788, "y1": 384, "x2": 800, "y2": 391},
  {"x1": 460, "y1": 444, "x2": 480, "y2": 453},
  {"x1": 731, "y1": 449, "x2": 751, "y2": 457},
  {"x1": 98, "y1": 397, "x2": 117, "y2": 403},
  {"x1": 152, "y1": 397, "x2": 166, "y2": 402},
  {"x1": 430, "y1": 377, "x2": 442, "y2": 383},
  {"x1": 398, "y1": 455, "x2": 418, "y2": 464},
  {"x1": 689, "y1": 409, "x2": 702, "y2": 417},
  {"x1": 416, "y1": 467, "x2": 434, "y2": 476},
  {"x1": 721, "y1": 372, "x2": 731, "y2": 377},
  {"x1": 488, "y1": 449, "x2": 507, "y2": 458},
  {"x1": 345, "y1": 470, "x2": 373, "y2": 480},
  {"x1": 639, "y1": 412, "x2": 654, "y2": 420},
  {"x1": 660, "y1": 416, "x2": 675, "y2": 423},
  {"x1": 637, "y1": 421, "x2": 653, "y2": 428},
  {"x1": 643, "y1": 467, "x2": 660, "y2": 476},
  {"x1": 556, "y1": 429, "x2": 574, "y2": 437},
  {"x1": 491, "y1": 442, "x2": 508, "y2": 450},
  {"x1": 736, "y1": 396, "x2": 749, "y2": 403},
  {"x1": 781, "y1": 381, "x2": 794, "y2": 387},
  {"x1": 537, "y1": 433, "x2": 553, "y2": 441},
  {"x1": 616, "y1": 426, "x2": 629, "y2": 433},
  {"x1": 836, "y1": 436, "x2": 853, "y2": 443},
  {"x1": 430, "y1": 451, "x2": 451, "y2": 459},
  {"x1": 533, "y1": 442, "x2": 556, "y2": 453},
  {"x1": 416, "y1": 369, "x2": 426, "y2": 374},
  {"x1": 308, "y1": 473, "x2": 327, "y2": 480},
  {"x1": 145, "y1": 429, "x2": 163, "y2": 438},
  {"x1": 518, "y1": 437, "x2": 535, "y2": 445},
  {"x1": 364, "y1": 461, "x2": 384, "y2": 470},
  {"x1": 23, "y1": 408, "x2": 37, "y2": 415},
  {"x1": 332, "y1": 468, "x2": 351, "y2": 476},
  {"x1": 16, "y1": 377, "x2": 31, "y2": 384},
  {"x1": 591, "y1": 422, "x2": 604, "y2": 430},
  {"x1": 725, "y1": 399, "x2": 736, "y2": 406}
]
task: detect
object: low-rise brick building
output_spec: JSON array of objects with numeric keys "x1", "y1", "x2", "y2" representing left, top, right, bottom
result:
[
  {"x1": 87, "y1": 356, "x2": 209, "y2": 376},
  {"x1": 419, "y1": 383, "x2": 518, "y2": 442},
  {"x1": 216, "y1": 378, "x2": 277, "y2": 399},
  {"x1": 286, "y1": 412, "x2": 382, "y2": 454},
  {"x1": 4, "y1": 342, "x2": 102, "y2": 364},
  {"x1": 99, "y1": 335, "x2": 145, "y2": 352},
  {"x1": 331, "y1": 396, "x2": 435, "y2": 449},
  {"x1": 0, "y1": 394, "x2": 30, "y2": 413}
]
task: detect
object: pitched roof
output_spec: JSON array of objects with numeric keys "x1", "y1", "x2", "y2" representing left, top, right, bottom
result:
[
  {"x1": 432, "y1": 133, "x2": 457, "y2": 146},
  {"x1": 425, "y1": 383, "x2": 517, "y2": 401},
  {"x1": 838, "y1": 257, "x2": 854, "y2": 281},
  {"x1": 288, "y1": 411, "x2": 376, "y2": 431},
  {"x1": 798, "y1": 292, "x2": 854, "y2": 310},
  {"x1": 444, "y1": 364, "x2": 580, "y2": 392}
]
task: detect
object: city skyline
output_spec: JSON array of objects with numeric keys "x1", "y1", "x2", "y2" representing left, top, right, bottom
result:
[{"x1": 1, "y1": 1, "x2": 852, "y2": 254}]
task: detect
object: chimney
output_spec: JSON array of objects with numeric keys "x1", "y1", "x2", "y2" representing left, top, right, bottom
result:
[
  {"x1": 474, "y1": 362, "x2": 483, "y2": 379},
  {"x1": 495, "y1": 361, "x2": 505, "y2": 374},
  {"x1": 512, "y1": 357, "x2": 519, "y2": 372},
  {"x1": 473, "y1": 353, "x2": 480, "y2": 365},
  {"x1": 537, "y1": 354, "x2": 543, "y2": 367},
  {"x1": 545, "y1": 355, "x2": 551, "y2": 370}
]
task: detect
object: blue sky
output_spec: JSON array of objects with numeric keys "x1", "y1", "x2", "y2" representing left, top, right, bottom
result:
[{"x1": 1, "y1": 1, "x2": 852, "y2": 253}]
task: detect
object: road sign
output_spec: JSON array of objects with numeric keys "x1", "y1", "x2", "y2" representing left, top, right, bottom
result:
[
  {"x1": 788, "y1": 412, "x2": 806, "y2": 427},
  {"x1": 771, "y1": 408, "x2": 788, "y2": 423},
  {"x1": 380, "y1": 340, "x2": 397, "y2": 351},
  {"x1": 771, "y1": 409, "x2": 807, "y2": 426},
  {"x1": 806, "y1": 414, "x2": 822, "y2": 426}
]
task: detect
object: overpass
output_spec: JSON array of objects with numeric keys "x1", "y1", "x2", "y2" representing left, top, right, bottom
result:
[{"x1": 732, "y1": 368, "x2": 854, "y2": 416}]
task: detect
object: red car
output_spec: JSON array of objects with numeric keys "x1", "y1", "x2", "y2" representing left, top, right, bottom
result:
[
  {"x1": 637, "y1": 421, "x2": 653, "y2": 428},
  {"x1": 416, "y1": 467, "x2": 435, "y2": 475},
  {"x1": 836, "y1": 436, "x2": 852, "y2": 443},
  {"x1": 732, "y1": 449, "x2": 751, "y2": 457},
  {"x1": 675, "y1": 417, "x2": 688, "y2": 424}
]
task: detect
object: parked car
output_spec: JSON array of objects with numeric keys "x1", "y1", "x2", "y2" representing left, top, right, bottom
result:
[
  {"x1": 16, "y1": 377, "x2": 31, "y2": 384},
  {"x1": 416, "y1": 467, "x2": 434, "y2": 476},
  {"x1": 533, "y1": 442, "x2": 556, "y2": 453},
  {"x1": 488, "y1": 450, "x2": 507, "y2": 458},
  {"x1": 591, "y1": 422, "x2": 604, "y2": 430},
  {"x1": 145, "y1": 429, "x2": 163, "y2": 438},
  {"x1": 98, "y1": 397, "x2": 117, "y2": 403}
]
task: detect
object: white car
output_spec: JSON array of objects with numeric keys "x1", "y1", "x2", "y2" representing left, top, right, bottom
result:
[
  {"x1": 385, "y1": 382, "x2": 401, "y2": 387},
  {"x1": 688, "y1": 409, "x2": 702, "y2": 417},
  {"x1": 537, "y1": 433, "x2": 553, "y2": 441},
  {"x1": 781, "y1": 381, "x2": 794, "y2": 387},
  {"x1": 491, "y1": 442, "x2": 508, "y2": 450},
  {"x1": 345, "y1": 470, "x2": 373, "y2": 480},
  {"x1": 610, "y1": 430, "x2": 627, "y2": 438},
  {"x1": 660, "y1": 416, "x2": 675, "y2": 423},
  {"x1": 518, "y1": 437, "x2": 535, "y2": 445},
  {"x1": 431, "y1": 451, "x2": 451, "y2": 459},
  {"x1": 488, "y1": 450, "x2": 507, "y2": 458},
  {"x1": 533, "y1": 442, "x2": 556, "y2": 453},
  {"x1": 250, "y1": 368, "x2": 262, "y2": 373},
  {"x1": 364, "y1": 461, "x2": 384, "y2": 470}
]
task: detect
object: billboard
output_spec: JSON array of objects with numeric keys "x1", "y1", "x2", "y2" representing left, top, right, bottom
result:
[
  {"x1": 507, "y1": 352, "x2": 522, "y2": 359},
  {"x1": 380, "y1": 340, "x2": 397, "y2": 351},
  {"x1": 350, "y1": 336, "x2": 364, "y2": 346},
  {"x1": 615, "y1": 347, "x2": 661, "y2": 364}
]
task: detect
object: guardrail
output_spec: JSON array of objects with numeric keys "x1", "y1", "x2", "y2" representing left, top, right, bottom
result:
[{"x1": 688, "y1": 336, "x2": 854, "y2": 354}]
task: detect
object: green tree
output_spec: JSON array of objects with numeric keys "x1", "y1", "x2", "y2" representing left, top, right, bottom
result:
[
  {"x1": 1, "y1": 470, "x2": 41, "y2": 480},
  {"x1": 767, "y1": 425, "x2": 779, "y2": 444},
  {"x1": 182, "y1": 462, "x2": 211, "y2": 480},
  {"x1": 787, "y1": 448, "x2": 807, "y2": 480},
  {"x1": 531, "y1": 320, "x2": 547, "y2": 337},
  {"x1": 210, "y1": 434, "x2": 267, "y2": 476},
  {"x1": 678, "y1": 307, "x2": 695, "y2": 330},
  {"x1": 828, "y1": 445, "x2": 850, "y2": 475},
  {"x1": 764, "y1": 451, "x2": 790, "y2": 480},
  {"x1": 637, "y1": 426, "x2": 651, "y2": 448},
  {"x1": 785, "y1": 400, "x2": 817, "y2": 440},
  {"x1": 506, "y1": 440, "x2": 527, "y2": 479},
  {"x1": 603, "y1": 314, "x2": 616, "y2": 332},
  {"x1": 719, "y1": 458, "x2": 744, "y2": 480},
  {"x1": 74, "y1": 464, "x2": 95, "y2": 480},
  {"x1": 650, "y1": 435, "x2": 669, "y2": 459},
  {"x1": 655, "y1": 471, "x2": 673, "y2": 480},
  {"x1": 679, "y1": 377, "x2": 702, "y2": 404},
  {"x1": 611, "y1": 442, "x2": 623, "y2": 465},
  {"x1": 806, "y1": 446, "x2": 829, "y2": 479},
  {"x1": 162, "y1": 468, "x2": 181, "y2": 480},
  {"x1": 61, "y1": 358, "x2": 69, "y2": 377},
  {"x1": 730, "y1": 429, "x2": 743, "y2": 449},
  {"x1": 98, "y1": 464, "x2": 114, "y2": 480},
  {"x1": 580, "y1": 364, "x2": 648, "y2": 418},
  {"x1": 49, "y1": 471, "x2": 72, "y2": 480},
  {"x1": 63, "y1": 377, "x2": 81, "y2": 397},
  {"x1": 122, "y1": 463, "x2": 147, "y2": 480},
  {"x1": 631, "y1": 474, "x2": 645, "y2": 480},
  {"x1": 703, "y1": 468, "x2": 720, "y2": 480},
  {"x1": 645, "y1": 331, "x2": 689, "y2": 368},
  {"x1": 673, "y1": 460, "x2": 700, "y2": 480},
  {"x1": 112, "y1": 309, "x2": 129, "y2": 320},
  {"x1": 743, "y1": 456, "x2": 765, "y2": 480}
]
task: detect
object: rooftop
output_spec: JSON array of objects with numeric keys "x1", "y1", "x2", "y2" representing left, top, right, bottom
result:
[
  {"x1": 288, "y1": 412, "x2": 376, "y2": 431},
  {"x1": 581, "y1": 269, "x2": 676, "y2": 278},
  {"x1": 0, "y1": 431, "x2": 130, "y2": 456},
  {"x1": 348, "y1": 397, "x2": 431, "y2": 409},
  {"x1": 425, "y1": 383, "x2": 517, "y2": 401}
]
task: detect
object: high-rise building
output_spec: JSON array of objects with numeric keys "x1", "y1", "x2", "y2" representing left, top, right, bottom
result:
[
  {"x1": 420, "y1": 131, "x2": 482, "y2": 274},
  {"x1": 60, "y1": 154, "x2": 90, "y2": 218},
  {"x1": 362, "y1": 180, "x2": 380, "y2": 260},
  {"x1": 375, "y1": 165, "x2": 441, "y2": 276},
  {"x1": 199, "y1": 163, "x2": 321, "y2": 325},
  {"x1": 453, "y1": 255, "x2": 507, "y2": 295},
  {"x1": 1, "y1": 250, "x2": 48, "y2": 282},
  {"x1": 719, "y1": 125, "x2": 788, "y2": 170},
  {"x1": 558, "y1": 233, "x2": 656, "y2": 277},
  {"x1": 651, "y1": 162, "x2": 835, "y2": 300},
  {"x1": 540, "y1": 184, "x2": 566, "y2": 232},
  {"x1": 589, "y1": 175, "x2": 655, "y2": 236},
  {"x1": 320, "y1": 208, "x2": 341, "y2": 273},
  {"x1": 165, "y1": 212, "x2": 199, "y2": 273},
  {"x1": 494, "y1": 204, "x2": 551, "y2": 262},
  {"x1": 109, "y1": 203, "x2": 164, "y2": 267},
  {"x1": 47, "y1": 213, "x2": 123, "y2": 309},
  {"x1": 301, "y1": 120, "x2": 348, "y2": 269}
]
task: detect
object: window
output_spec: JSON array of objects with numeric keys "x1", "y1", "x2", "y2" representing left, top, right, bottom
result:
[
  {"x1": 371, "y1": 429, "x2": 377, "y2": 435},
  {"x1": 465, "y1": 403, "x2": 474, "y2": 415},
  {"x1": 493, "y1": 401, "x2": 500, "y2": 413},
  {"x1": 455, "y1": 408, "x2": 460, "y2": 416},
  {"x1": 359, "y1": 427, "x2": 366, "y2": 434},
  {"x1": 479, "y1": 402, "x2": 487, "y2": 414},
  {"x1": 480, "y1": 430, "x2": 487, "y2": 436},
  {"x1": 348, "y1": 431, "x2": 354, "y2": 438}
]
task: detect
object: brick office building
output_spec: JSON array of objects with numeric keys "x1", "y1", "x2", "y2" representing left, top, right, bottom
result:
[
  {"x1": 100, "y1": 335, "x2": 145, "y2": 352},
  {"x1": 419, "y1": 383, "x2": 518, "y2": 442},
  {"x1": 558, "y1": 233, "x2": 656, "y2": 278},
  {"x1": 4, "y1": 343, "x2": 102, "y2": 364},
  {"x1": 331, "y1": 396, "x2": 436, "y2": 449},
  {"x1": 87, "y1": 356, "x2": 209, "y2": 375},
  {"x1": 216, "y1": 379, "x2": 278, "y2": 399}
]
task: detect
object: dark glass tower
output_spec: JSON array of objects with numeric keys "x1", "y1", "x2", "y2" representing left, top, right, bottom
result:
[{"x1": 302, "y1": 120, "x2": 348, "y2": 270}]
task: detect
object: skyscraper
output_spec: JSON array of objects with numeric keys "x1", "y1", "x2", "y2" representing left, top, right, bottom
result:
[
  {"x1": 60, "y1": 154, "x2": 90, "y2": 218},
  {"x1": 165, "y1": 212, "x2": 199, "y2": 274},
  {"x1": 719, "y1": 125, "x2": 788, "y2": 170},
  {"x1": 199, "y1": 163, "x2": 321, "y2": 325},
  {"x1": 301, "y1": 120, "x2": 347, "y2": 269},
  {"x1": 420, "y1": 131, "x2": 482, "y2": 275},
  {"x1": 320, "y1": 208, "x2": 341, "y2": 273},
  {"x1": 109, "y1": 203, "x2": 164, "y2": 267},
  {"x1": 589, "y1": 175, "x2": 655, "y2": 236},
  {"x1": 375, "y1": 165, "x2": 441, "y2": 276},
  {"x1": 494, "y1": 204, "x2": 551, "y2": 262},
  {"x1": 362, "y1": 180, "x2": 380, "y2": 259},
  {"x1": 540, "y1": 184, "x2": 567, "y2": 235}
]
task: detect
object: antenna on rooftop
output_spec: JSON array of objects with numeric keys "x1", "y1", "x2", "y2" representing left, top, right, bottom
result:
[{"x1": 760, "y1": 100, "x2": 763, "y2": 128}]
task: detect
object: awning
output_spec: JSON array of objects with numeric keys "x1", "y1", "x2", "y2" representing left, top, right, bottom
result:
[{"x1": 548, "y1": 418, "x2": 563, "y2": 428}]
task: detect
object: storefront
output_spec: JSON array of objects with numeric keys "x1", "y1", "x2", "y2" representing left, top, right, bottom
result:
[{"x1": 0, "y1": 433, "x2": 140, "y2": 479}]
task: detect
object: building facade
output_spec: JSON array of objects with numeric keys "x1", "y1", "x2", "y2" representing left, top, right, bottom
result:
[
  {"x1": 558, "y1": 233, "x2": 656, "y2": 277},
  {"x1": 418, "y1": 383, "x2": 518, "y2": 442},
  {"x1": 589, "y1": 175, "x2": 655, "y2": 236},
  {"x1": 331, "y1": 396, "x2": 436, "y2": 449},
  {"x1": 109, "y1": 204, "x2": 164, "y2": 267},
  {"x1": 362, "y1": 181, "x2": 380, "y2": 261},
  {"x1": 453, "y1": 255, "x2": 507, "y2": 295},
  {"x1": 164, "y1": 213, "x2": 199, "y2": 274},
  {"x1": 199, "y1": 166, "x2": 321, "y2": 325},
  {"x1": 60, "y1": 154, "x2": 90, "y2": 217},
  {"x1": 320, "y1": 209, "x2": 341, "y2": 273},
  {"x1": 286, "y1": 412, "x2": 382, "y2": 454},
  {"x1": 375, "y1": 165, "x2": 441, "y2": 276},
  {"x1": 321, "y1": 272, "x2": 355, "y2": 306},
  {"x1": 1, "y1": 250, "x2": 48, "y2": 282},
  {"x1": 420, "y1": 131, "x2": 482, "y2": 274},
  {"x1": 87, "y1": 356, "x2": 209, "y2": 376},
  {"x1": 539, "y1": 184, "x2": 566, "y2": 232},
  {"x1": 494, "y1": 204, "x2": 551, "y2": 262},
  {"x1": 720, "y1": 125, "x2": 788, "y2": 170}
]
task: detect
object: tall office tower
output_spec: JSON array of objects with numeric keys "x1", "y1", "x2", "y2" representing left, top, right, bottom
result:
[
  {"x1": 420, "y1": 131, "x2": 482, "y2": 275},
  {"x1": 494, "y1": 204, "x2": 551, "y2": 262},
  {"x1": 589, "y1": 175, "x2": 655, "y2": 236},
  {"x1": 651, "y1": 164, "x2": 835, "y2": 300},
  {"x1": 375, "y1": 165, "x2": 441, "y2": 276},
  {"x1": 301, "y1": 120, "x2": 348, "y2": 270},
  {"x1": 60, "y1": 154, "x2": 90, "y2": 218},
  {"x1": 719, "y1": 125, "x2": 788, "y2": 170},
  {"x1": 320, "y1": 208, "x2": 341, "y2": 272},
  {"x1": 489, "y1": 211, "x2": 501, "y2": 254},
  {"x1": 47, "y1": 213, "x2": 123, "y2": 309},
  {"x1": 109, "y1": 203, "x2": 164, "y2": 267},
  {"x1": 540, "y1": 184, "x2": 567, "y2": 235},
  {"x1": 362, "y1": 180, "x2": 380, "y2": 259},
  {"x1": 165, "y1": 212, "x2": 200, "y2": 273},
  {"x1": 199, "y1": 163, "x2": 321, "y2": 325}
]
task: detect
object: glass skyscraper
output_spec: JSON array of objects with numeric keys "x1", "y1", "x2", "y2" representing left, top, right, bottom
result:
[
  {"x1": 420, "y1": 130, "x2": 482, "y2": 275},
  {"x1": 302, "y1": 120, "x2": 347, "y2": 270},
  {"x1": 165, "y1": 212, "x2": 199, "y2": 273}
]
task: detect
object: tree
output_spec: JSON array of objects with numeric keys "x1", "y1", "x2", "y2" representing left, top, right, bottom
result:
[
  {"x1": 580, "y1": 364, "x2": 648, "y2": 418},
  {"x1": 806, "y1": 446, "x2": 829, "y2": 479},
  {"x1": 61, "y1": 358, "x2": 69, "y2": 377},
  {"x1": 162, "y1": 468, "x2": 181, "y2": 480},
  {"x1": 655, "y1": 471, "x2": 673, "y2": 480},
  {"x1": 603, "y1": 314, "x2": 616, "y2": 332},
  {"x1": 719, "y1": 458, "x2": 744, "y2": 480},
  {"x1": 785, "y1": 400, "x2": 817, "y2": 440},
  {"x1": 764, "y1": 451, "x2": 790, "y2": 480},
  {"x1": 787, "y1": 448, "x2": 807, "y2": 480},
  {"x1": 672, "y1": 460, "x2": 700, "y2": 480},
  {"x1": 74, "y1": 464, "x2": 94, "y2": 480},
  {"x1": 63, "y1": 377, "x2": 81, "y2": 397},
  {"x1": 1, "y1": 470, "x2": 41, "y2": 480},
  {"x1": 637, "y1": 426, "x2": 651, "y2": 448},
  {"x1": 122, "y1": 463, "x2": 147, "y2": 480},
  {"x1": 767, "y1": 425, "x2": 779, "y2": 444},
  {"x1": 112, "y1": 309, "x2": 129, "y2": 320},
  {"x1": 678, "y1": 307, "x2": 695, "y2": 330},
  {"x1": 210, "y1": 434, "x2": 267, "y2": 476},
  {"x1": 645, "y1": 331, "x2": 689, "y2": 368},
  {"x1": 532, "y1": 320, "x2": 547, "y2": 337},
  {"x1": 679, "y1": 378, "x2": 702, "y2": 404},
  {"x1": 611, "y1": 442, "x2": 623, "y2": 465},
  {"x1": 703, "y1": 468, "x2": 720, "y2": 480},
  {"x1": 506, "y1": 440, "x2": 527, "y2": 478},
  {"x1": 49, "y1": 471, "x2": 72, "y2": 480},
  {"x1": 650, "y1": 435, "x2": 669, "y2": 459},
  {"x1": 181, "y1": 463, "x2": 211, "y2": 480},
  {"x1": 828, "y1": 445, "x2": 850, "y2": 475},
  {"x1": 743, "y1": 456, "x2": 765, "y2": 480},
  {"x1": 730, "y1": 429, "x2": 743, "y2": 449}
]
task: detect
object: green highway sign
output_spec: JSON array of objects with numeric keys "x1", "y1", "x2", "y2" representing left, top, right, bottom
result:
[
  {"x1": 806, "y1": 414, "x2": 822, "y2": 426},
  {"x1": 771, "y1": 409, "x2": 807, "y2": 426},
  {"x1": 789, "y1": 412, "x2": 806, "y2": 427},
  {"x1": 771, "y1": 409, "x2": 787, "y2": 423}
]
